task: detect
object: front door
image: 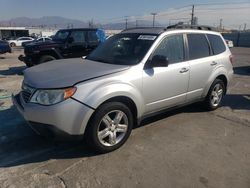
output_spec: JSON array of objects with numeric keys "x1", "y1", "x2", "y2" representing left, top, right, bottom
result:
[
  {"x1": 66, "y1": 30, "x2": 88, "y2": 58},
  {"x1": 143, "y1": 34, "x2": 189, "y2": 114}
]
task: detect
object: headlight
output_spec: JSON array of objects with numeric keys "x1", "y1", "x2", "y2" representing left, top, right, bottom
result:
[{"x1": 30, "y1": 87, "x2": 76, "y2": 105}]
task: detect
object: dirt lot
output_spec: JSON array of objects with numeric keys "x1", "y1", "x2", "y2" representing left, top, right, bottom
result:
[{"x1": 0, "y1": 48, "x2": 249, "y2": 188}]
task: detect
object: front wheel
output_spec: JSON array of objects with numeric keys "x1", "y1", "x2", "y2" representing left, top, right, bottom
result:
[
  {"x1": 86, "y1": 102, "x2": 133, "y2": 153},
  {"x1": 204, "y1": 79, "x2": 225, "y2": 111},
  {"x1": 39, "y1": 55, "x2": 56, "y2": 64}
]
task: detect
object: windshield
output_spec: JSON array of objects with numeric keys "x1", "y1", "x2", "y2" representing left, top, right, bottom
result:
[
  {"x1": 53, "y1": 30, "x2": 70, "y2": 41},
  {"x1": 86, "y1": 33, "x2": 158, "y2": 65}
]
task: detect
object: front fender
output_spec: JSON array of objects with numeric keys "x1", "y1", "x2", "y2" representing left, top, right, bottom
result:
[{"x1": 73, "y1": 81, "x2": 144, "y2": 118}]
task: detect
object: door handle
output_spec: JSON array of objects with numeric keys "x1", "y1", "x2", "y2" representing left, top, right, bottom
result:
[
  {"x1": 180, "y1": 67, "x2": 189, "y2": 73},
  {"x1": 210, "y1": 61, "x2": 218, "y2": 66}
]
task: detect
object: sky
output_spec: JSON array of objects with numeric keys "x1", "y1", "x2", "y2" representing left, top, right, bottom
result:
[{"x1": 0, "y1": 0, "x2": 249, "y2": 29}]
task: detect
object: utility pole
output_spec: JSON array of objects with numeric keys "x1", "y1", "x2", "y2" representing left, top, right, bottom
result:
[
  {"x1": 191, "y1": 5, "x2": 195, "y2": 25},
  {"x1": 243, "y1": 23, "x2": 247, "y2": 31},
  {"x1": 125, "y1": 17, "x2": 128, "y2": 29},
  {"x1": 151, "y1": 13, "x2": 157, "y2": 27},
  {"x1": 219, "y1": 19, "x2": 223, "y2": 30}
]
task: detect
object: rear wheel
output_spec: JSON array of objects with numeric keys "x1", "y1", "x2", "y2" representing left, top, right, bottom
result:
[
  {"x1": 86, "y1": 102, "x2": 133, "y2": 153},
  {"x1": 39, "y1": 55, "x2": 56, "y2": 64},
  {"x1": 204, "y1": 79, "x2": 225, "y2": 110}
]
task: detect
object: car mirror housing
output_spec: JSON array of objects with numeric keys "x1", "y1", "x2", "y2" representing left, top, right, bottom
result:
[{"x1": 150, "y1": 55, "x2": 169, "y2": 68}]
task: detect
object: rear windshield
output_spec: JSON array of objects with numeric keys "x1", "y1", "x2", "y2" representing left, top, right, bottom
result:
[
  {"x1": 207, "y1": 34, "x2": 226, "y2": 55},
  {"x1": 86, "y1": 33, "x2": 158, "y2": 65}
]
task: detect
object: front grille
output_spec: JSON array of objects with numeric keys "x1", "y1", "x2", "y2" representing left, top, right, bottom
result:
[
  {"x1": 21, "y1": 83, "x2": 35, "y2": 103},
  {"x1": 21, "y1": 91, "x2": 32, "y2": 103}
]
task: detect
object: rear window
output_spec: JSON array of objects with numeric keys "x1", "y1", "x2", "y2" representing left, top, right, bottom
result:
[
  {"x1": 187, "y1": 34, "x2": 210, "y2": 60},
  {"x1": 207, "y1": 34, "x2": 226, "y2": 55}
]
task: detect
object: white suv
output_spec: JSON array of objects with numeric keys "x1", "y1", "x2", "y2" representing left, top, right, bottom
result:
[{"x1": 13, "y1": 25, "x2": 234, "y2": 153}]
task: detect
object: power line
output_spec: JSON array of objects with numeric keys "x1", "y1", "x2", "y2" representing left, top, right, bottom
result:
[{"x1": 194, "y1": 1, "x2": 250, "y2": 6}]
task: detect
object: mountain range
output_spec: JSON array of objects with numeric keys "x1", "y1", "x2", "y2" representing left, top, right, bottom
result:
[{"x1": 0, "y1": 16, "x2": 162, "y2": 30}]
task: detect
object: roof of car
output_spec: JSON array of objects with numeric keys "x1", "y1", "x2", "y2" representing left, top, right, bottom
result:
[{"x1": 58, "y1": 28, "x2": 100, "y2": 31}]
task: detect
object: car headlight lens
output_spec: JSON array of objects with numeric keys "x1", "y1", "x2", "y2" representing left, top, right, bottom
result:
[{"x1": 30, "y1": 87, "x2": 76, "y2": 105}]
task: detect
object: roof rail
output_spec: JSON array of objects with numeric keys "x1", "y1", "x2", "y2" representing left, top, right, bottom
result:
[{"x1": 166, "y1": 24, "x2": 217, "y2": 31}]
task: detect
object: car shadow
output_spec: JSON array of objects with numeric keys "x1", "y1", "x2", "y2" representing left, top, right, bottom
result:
[
  {"x1": 0, "y1": 94, "x2": 249, "y2": 168},
  {"x1": 0, "y1": 106, "x2": 98, "y2": 168},
  {"x1": 137, "y1": 94, "x2": 250, "y2": 128},
  {"x1": 233, "y1": 66, "x2": 250, "y2": 76},
  {"x1": 0, "y1": 66, "x2": 26, "y2": 76},
  {"x1": 222, "y1": 94, "x2": 250, "y2": 110}
]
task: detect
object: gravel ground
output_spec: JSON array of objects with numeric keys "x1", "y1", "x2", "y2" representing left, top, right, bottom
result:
[{"x1": 0, "y1": 47, "x2": 249, "y2": 188}]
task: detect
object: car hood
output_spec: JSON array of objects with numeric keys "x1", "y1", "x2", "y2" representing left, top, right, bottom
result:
[
  {"x1": 26, "y1": 40, "x2": 62, "y2": 48},
  {"x1": 23, "y1": 58, "x2": 130, "y2": 88}
]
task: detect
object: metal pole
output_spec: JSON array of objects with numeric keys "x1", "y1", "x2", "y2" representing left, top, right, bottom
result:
[
  {"x1": 125, "y1": 18, "x2": 128, "y2": 29},
  {"x1": 219, "y1": 19, "x2": 223, "y2": 30},
  {"x1": 191, "y1": 5, "x2": 194, "y2": 25},
  {"x1": 151, "y1": 13, "x2": 157, "y2": 27}
]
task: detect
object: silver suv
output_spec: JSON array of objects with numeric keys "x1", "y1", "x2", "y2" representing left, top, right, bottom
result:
[{"x1": 13, "y1": 26, "x2": 233, "y2": 153}]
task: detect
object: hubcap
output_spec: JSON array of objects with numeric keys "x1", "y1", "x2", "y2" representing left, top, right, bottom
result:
[
  {"x1": 210, "y1": 83, "x2": 223, "y2": 107},
  {"x1": 97, "y1": 110, "x2": 128, "y2": 147}
]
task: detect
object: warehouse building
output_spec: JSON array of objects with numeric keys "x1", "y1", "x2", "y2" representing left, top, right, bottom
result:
[{"x1": 0, "y1": 27, "x2": 29, "y2": 39}]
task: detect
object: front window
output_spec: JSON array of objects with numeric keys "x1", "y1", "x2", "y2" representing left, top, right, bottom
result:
[
  {"x1": 53, "y1": 30, "x2": 70, "y2": 42},
  {"x1": 86, "y1": 33, "x2": 158, "y2": 65}
]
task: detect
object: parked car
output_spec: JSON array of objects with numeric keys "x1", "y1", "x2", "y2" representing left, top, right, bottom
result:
[
  {"x1": 8, "y1": 37, "x2": 34, "y2": 47},
  {"x1": 22, "y1": 37, "x2": 52, "y2": 47},
  {"x1": 18, "y1": 28, "x2": 106, "y2": 67},
  {"x1": 0, "y1": 40, "x2": 11, "y2": 54},
  {"x1": 225, "y1": 39, "x2": 234, "y2": 48},
  {"x1": 13, "y1": 26, "x2": 233, "y2": 153}
]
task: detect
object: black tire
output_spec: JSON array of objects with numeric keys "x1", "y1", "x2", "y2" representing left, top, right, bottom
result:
[
  {"x1": 86, "y1": 102, "x2": 133, "y2": 153},
  {"x1": 204, "y1": 79, "x2": 225, "y2": 111},
  {"x1": 39, "y1": 55, "x2": 56, "y2": 64},
  {"x1": 10, "y1": 43, "x2": 16, "y2": 47}
]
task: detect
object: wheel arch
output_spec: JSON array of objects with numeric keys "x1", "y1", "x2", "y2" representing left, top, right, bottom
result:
[
  {"x1": 203, "y1": 67, "x2": 230, "y2": 97},
  {"x1": 39, "y1": 49, "x2": 62, "y2": 59}
]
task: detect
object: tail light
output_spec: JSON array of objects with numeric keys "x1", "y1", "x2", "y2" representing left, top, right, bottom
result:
[{"x1": 229, "y1": 55, "x2": 233, "y2": 64}]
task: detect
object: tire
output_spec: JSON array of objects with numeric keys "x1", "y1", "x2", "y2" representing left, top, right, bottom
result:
[
  {"x1": 10, "y1": 43, "x2": 16, "y2": 47},
  {"x1": 204, "y1": 79, "x2": 225, "y2": 111},
  {"x1": 86, "y1": 102, "x2": 133, "y2": 153},
  {"x1": 39, "y1": 55, "x2": 56, "y2": 64}
]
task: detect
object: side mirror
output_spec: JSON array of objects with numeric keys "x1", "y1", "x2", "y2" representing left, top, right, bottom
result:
[
  {"x1": 67, "y1": 37, "x2": 74, "y2": 44},
  {"x1": 151, "y1": 55, "x2": 169, "y2": 68}
]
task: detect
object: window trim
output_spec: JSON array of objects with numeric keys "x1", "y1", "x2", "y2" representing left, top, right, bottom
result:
[{"x1": 206, "y1": 34, "x2": 226, "y2": 56}]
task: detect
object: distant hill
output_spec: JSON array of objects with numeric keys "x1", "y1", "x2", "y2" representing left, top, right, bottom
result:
[{"x1": 0, "y1": 16, "x2": 162, "y2": 30}]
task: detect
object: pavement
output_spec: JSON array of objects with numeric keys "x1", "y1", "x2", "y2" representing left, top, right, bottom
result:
[{"x1": 0, "y1": 48, "x2": 249, "y2": 188}]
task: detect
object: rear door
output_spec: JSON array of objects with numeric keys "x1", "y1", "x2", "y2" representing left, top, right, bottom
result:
[
  {"x1": 87, "y1": 30, "x2": 100, "y2": 52},
  {"x1": 186, "y1": 33, "x2": 216, "y2": 101},
  {"x1": 66, "y1": 30, "x2": 88, "y2": 58}
]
